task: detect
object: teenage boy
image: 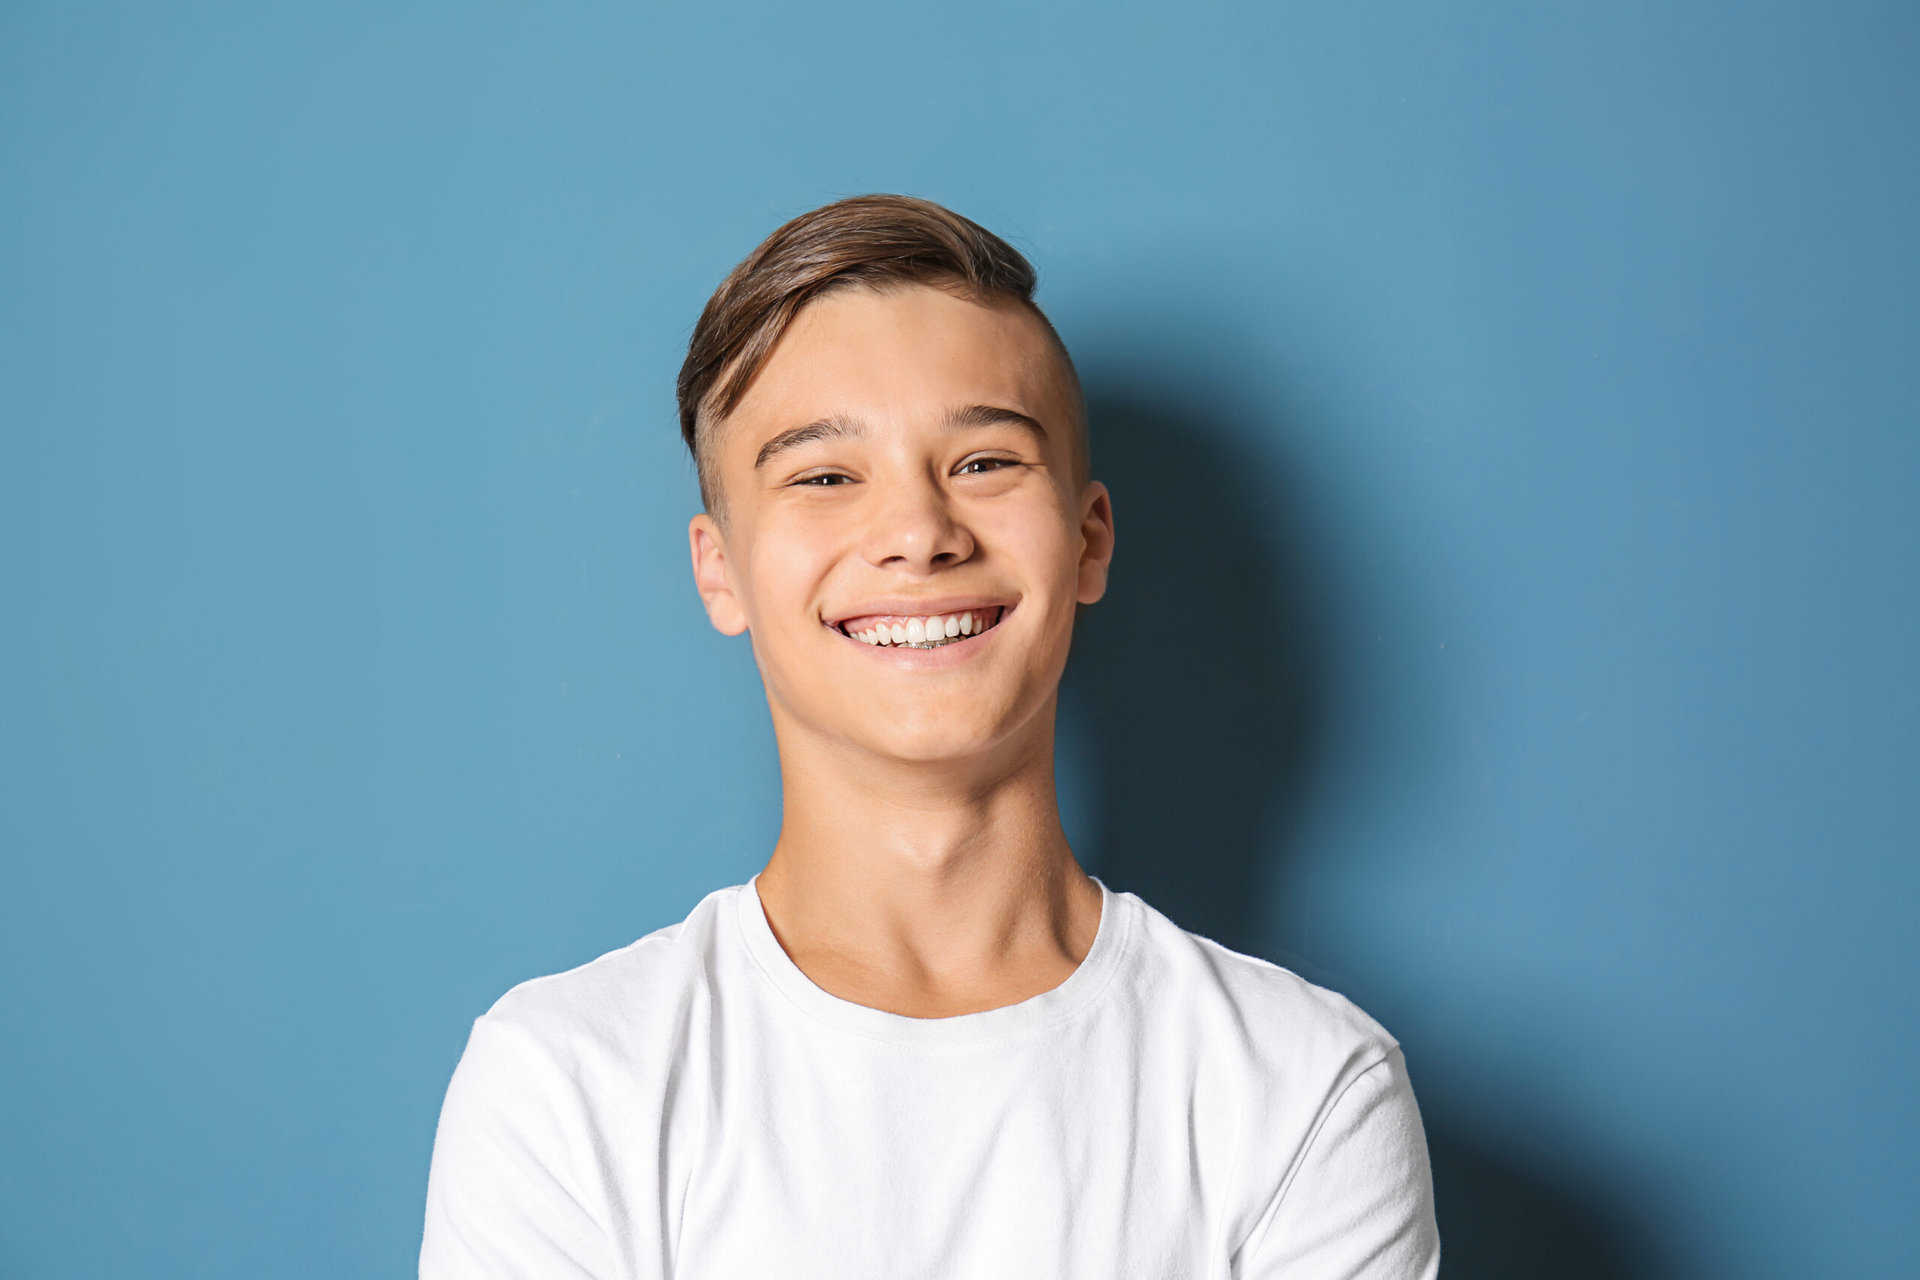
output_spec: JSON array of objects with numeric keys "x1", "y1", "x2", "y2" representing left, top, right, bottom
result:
[{"x1": 420, "y1": 194, "x2": 1441, "y2": 1278}]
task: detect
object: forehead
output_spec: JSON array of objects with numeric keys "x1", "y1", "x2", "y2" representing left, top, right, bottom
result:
[{"x1": 725, "y1": 284, "x2": 1068, "y2": 442}]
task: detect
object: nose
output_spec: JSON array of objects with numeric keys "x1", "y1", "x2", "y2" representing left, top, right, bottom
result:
[{"x1": 860, "y1": 468, "x2": 975, "y2": 572}]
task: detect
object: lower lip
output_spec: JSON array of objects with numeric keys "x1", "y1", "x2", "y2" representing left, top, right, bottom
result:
[{"x1": 826, "y1": 607, "x2": 1013, "y2": 670}]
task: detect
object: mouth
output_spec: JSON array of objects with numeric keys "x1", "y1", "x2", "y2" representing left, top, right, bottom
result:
[{"x1": 824, "y1": 603, "x2": 1013, "y2": 652}]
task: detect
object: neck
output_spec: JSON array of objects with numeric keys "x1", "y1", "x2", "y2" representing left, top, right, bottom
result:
[{"x1": 753, "y1": 703, "x2": 1102, "y2": 1018}]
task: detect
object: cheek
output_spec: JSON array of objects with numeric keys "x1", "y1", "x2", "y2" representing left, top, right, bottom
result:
[
  {"x1": 747, "y1": 537, "x2": 827, "y2": 608},
  {"x1": 1002, "y1": 514, "x2": 1078, "y2": 580}
]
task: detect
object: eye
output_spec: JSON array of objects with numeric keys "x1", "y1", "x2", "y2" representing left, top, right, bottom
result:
[
  {"x1": 958, "y1": 456, "x2": 1020, "y2": 475},
  {"x1": 792, "y1": 458, "x2": 1020, "y2": 486}
]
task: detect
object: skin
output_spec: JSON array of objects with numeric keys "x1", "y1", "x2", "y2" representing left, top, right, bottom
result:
[{"x1": 687, "y1": 283, "x2": 1117, "y2": 1018}]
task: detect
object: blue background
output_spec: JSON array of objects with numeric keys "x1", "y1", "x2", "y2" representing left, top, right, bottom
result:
[{"x1": 5, "y1": 2, "x2": 1915, "y2": 1275}]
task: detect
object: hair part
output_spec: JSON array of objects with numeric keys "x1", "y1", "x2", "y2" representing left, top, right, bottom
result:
[{"x1": 677, "y1": 193, "x2": 1088, "y2": 528}]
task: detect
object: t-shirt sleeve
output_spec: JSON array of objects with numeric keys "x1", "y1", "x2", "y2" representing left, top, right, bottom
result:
[
  {"x1": 419, "y1": 1014, "x2": 615, "y2": 1279},
  {"x1": 1234, "y1": 1046, "x2": 1441, "y2": 1279}
]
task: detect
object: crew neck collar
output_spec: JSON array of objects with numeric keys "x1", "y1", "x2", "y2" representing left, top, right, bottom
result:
[{"x1": 733, "y1": 870, "x2": 1135, "y2": 1047}]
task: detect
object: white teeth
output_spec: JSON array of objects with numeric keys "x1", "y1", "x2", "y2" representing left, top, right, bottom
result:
[{"x1": 842, "y1": 607, "x2": 1003, "y2": 648}]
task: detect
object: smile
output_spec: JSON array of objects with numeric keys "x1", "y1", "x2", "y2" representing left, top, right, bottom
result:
[
  {"x1": 823, "y1": 605, "x2": 1012, "y2": 664},
  {"x1": 833, "y1": 606, "x2": 1006, "y2": 648}
]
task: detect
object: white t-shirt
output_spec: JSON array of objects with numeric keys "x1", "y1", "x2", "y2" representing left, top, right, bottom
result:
[{"x1": 420, "y1": 873, "x2": 1440, "y2": 1278}]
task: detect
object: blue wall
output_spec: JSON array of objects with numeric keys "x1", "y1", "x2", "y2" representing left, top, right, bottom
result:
[{"x1": 5, "y1": 3, "x2": 1914, "y2": 1275}]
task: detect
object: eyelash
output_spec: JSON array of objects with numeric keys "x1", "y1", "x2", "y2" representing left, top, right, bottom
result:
[{"x1": 794, "y1": 457, "x2": 1020, "y2": 487}]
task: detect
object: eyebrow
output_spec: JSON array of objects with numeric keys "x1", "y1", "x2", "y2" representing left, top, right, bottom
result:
[{"x1": 753, "y1": 403, "x2": 1049, "y2": 471}]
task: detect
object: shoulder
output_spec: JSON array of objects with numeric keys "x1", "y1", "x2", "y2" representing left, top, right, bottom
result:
[
  {"x1": 420, "y1": 887, "x2": 746, "y2": 1280},
  {"x1": 1117, "y1": 893, "x2": 1421, "y2": 1258},
  {"x1": 1124, "y1": 891, "x2": 1401, "y2": 1082},
  {"x1": 471, "y1": 881, "x2": 738, "y2": 1075}
]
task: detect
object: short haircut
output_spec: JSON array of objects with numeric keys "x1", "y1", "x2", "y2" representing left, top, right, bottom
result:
[{"x1": 676, "y1": 193, "x2": 1088, "y2": 527}]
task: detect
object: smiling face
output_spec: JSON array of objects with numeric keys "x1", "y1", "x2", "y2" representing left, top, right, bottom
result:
[{"x1": 687, "y1": 283, "x2": 1114, "y2": 767}]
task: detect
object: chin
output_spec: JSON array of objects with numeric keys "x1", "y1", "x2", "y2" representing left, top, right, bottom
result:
[{"x1": 861, "y1": 717, "x2": 1005, "y2": 763}]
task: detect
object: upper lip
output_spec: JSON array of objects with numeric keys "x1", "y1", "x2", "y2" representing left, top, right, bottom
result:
[{"x1": 823, "y1": 597, "x2": 1017, "y2": 629}]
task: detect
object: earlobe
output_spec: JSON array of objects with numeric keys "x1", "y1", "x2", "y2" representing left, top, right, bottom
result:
[{"x1": 688, "y1": 513, "x2": 749, "y2": 636}]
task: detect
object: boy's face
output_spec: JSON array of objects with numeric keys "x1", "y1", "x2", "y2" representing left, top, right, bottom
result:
[{"x1": 688, "y1": 283, "x2": 1114, "y2": 767}]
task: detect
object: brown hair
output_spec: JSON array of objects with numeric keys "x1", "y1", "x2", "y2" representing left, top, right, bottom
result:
[{"x1": 676, "y1": 193, "x2": 1088, "y2": 526}]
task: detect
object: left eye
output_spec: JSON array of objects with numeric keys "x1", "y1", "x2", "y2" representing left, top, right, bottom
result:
[{"x1": 958, "y1": 457, "x2": 1017, "y2": 475}]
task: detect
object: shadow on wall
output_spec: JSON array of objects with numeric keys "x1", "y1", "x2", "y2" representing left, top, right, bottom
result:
[{"x1": 1061, "y1": 366, "x2": 1674, "y2": 1279}]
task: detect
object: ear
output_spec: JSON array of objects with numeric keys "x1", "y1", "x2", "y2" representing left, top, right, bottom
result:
[
  {"x1": 689, "y1": 512, "x2": 750, "y2": 636},
  {"x1": 1074, "y1": 480, "x2": 1115, "y2": 606}
]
